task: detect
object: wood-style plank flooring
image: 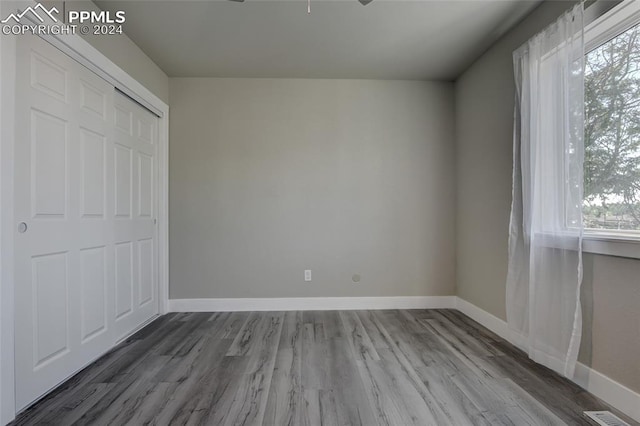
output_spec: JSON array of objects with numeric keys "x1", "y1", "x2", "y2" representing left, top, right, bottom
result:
[{"x1": 11, "y1": 309, "x2": 637, "y2": 425}]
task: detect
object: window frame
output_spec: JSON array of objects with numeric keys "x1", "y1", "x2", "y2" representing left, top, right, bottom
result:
[{"x1": 581, "y1": 0, "x2": 640, "y2": 258}]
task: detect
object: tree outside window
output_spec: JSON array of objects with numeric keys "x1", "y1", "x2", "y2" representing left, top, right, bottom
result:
[{"x1": 584, "y1": 22, "x2": 640, "y2": 231}]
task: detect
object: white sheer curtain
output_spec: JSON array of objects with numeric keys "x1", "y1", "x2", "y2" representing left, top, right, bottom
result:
[{"x1": 507, "y1": 3, "x2": 585, "y2": 379}]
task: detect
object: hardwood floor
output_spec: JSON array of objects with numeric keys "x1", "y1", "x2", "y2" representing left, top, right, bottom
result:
[{"x1": 10, "y1": 309, "x2": 636, "y2": 425}]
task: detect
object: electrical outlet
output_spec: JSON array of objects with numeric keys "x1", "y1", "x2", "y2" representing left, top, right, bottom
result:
[{"x1": 304, "y1": 270, "x2": 312, "y2": 282}]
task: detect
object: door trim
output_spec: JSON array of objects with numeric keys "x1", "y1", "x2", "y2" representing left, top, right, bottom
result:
[{"x1": 0, "y1": 3, "x2": 169, "y2": 422}]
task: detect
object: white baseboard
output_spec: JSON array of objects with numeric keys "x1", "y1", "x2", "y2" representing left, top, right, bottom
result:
[
  {"x1": 455, "y1": 297, "x2": 510, "y2": 341},
  {"x1": 573, "y1": 362, "x2": 640, "y2": 423},
  {"x1": 168, "y1": 295, "x2": 456, "y2": 313},
  {"x1": 455, "y1": 297, "x2": 640, "y2": 423}
]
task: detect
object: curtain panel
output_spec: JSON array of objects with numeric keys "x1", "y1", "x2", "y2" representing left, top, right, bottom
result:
[{"x1": 507, "y1": 3, "x2": 585, "y2": 378}]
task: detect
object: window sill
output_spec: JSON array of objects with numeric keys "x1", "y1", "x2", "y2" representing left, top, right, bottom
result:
[
  {"x1": 532, "y1": 231, "x2": 640, "y2": 260},
  {"x1": 583, "y1": 232, "x2": 640, "y2": 259}
]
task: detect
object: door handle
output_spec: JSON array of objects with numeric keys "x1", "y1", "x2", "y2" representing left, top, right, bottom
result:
[{"x1": 17, "y1": 222, "x2": 28, "y2": 233}]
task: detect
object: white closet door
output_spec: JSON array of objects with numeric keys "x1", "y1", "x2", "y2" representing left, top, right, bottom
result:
[
  {"x1": 112, "y1": 91, "x2": 159, "y2": 341},
  {"x1": 14, "y1": 34, "x2": 158, "y2": 411}
]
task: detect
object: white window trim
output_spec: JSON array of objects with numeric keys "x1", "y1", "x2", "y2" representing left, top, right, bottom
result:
[
  {"x1": 583, "y1": 231, "x2": 640, "y2": 259},
  {"x1": 531, "y1": 230, "x2": 640, "y2": 260},
  {"x1": 581, "y1": 0, "x2": 640, "y2": 259},
  {"x1": 585, "y1": 0, "x2": 640, "y2": 52}
]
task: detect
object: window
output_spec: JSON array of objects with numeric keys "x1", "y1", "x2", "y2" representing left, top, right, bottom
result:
[{"x1": 584, "y1": 17, "x2": 640, "y2": 235}]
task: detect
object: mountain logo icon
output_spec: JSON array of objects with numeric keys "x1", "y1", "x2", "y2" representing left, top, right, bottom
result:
[{"x1": 1, "y1": 3, "x2": 59, "y2": 24}]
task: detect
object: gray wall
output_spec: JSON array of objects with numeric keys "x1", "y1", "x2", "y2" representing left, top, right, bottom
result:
[
  {"x1": 455, "y1": 0, "x2": 640, "y2": 393},
  {"x1": 169, "y1": 78, "x2": 456, "y2": 299}
]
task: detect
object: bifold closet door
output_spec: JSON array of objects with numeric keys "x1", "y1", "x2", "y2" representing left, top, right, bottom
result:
[{"x1": 13, "y1": 34, "x2": 158, "y2": 411}]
